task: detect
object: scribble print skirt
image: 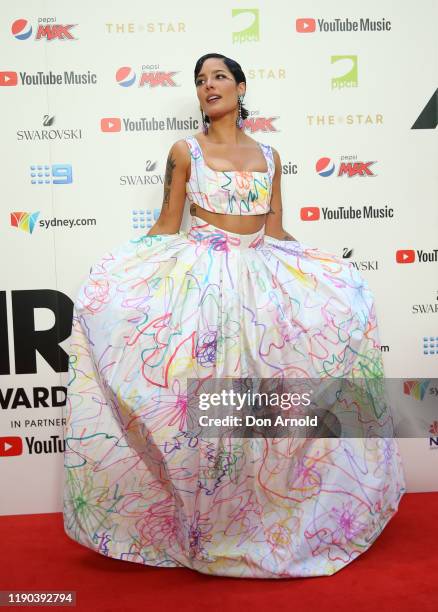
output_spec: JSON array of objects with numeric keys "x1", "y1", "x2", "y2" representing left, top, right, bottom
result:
[{"x1": 63, "y1": 215, "x2": 406, "y2": 578}]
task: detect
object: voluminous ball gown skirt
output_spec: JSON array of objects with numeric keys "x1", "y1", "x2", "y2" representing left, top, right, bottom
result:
[{"x1": 63, "y1": 215, "x2": 406, "y2": 578}]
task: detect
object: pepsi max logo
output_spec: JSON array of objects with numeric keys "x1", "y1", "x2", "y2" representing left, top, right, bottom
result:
[
  {"x1": 11, "y1": 18, "x2": 77, "y2": 41},
  {"x1": 11, "y1": 19, "x2": 32, "y2": 40},
  {"x1": 116, "y1": 67, "x2": 136, "y2": 87},
  {"x1": 244, "y1": 117, "x2": 279, "y2": 133},
  {"x1": 115, "y1": 66, "x2": 179, "y2": 88},
  {"x1": 316, "y1": 157, "x2": 377, "y2": 177},
  {"x1": 316, "y1": 157, "x2": 335, "y2": 177}
]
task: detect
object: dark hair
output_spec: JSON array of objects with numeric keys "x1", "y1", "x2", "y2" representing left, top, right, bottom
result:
[{"x1": 194, "y1": 53, "x2": 249, "y2": 124}]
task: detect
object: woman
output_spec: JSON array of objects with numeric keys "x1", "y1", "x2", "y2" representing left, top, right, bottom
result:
[{"x1": 63, "y1": 53, "x2": 406, "y2": 578}]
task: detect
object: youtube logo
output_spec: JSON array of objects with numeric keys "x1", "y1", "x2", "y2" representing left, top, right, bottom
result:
[
  {"x1": 296, "y1": 18, "x2": 316, "y2": 33},
  {"x1": 101, "y1": 117, "x2": 121, "y2": 132},
  {"x1": 0, "y1": 436, "x2": 23, "y2": 457},
  {"x1": 0, "y1": 71, "x2": 18, "y2": 86},
  {"x1": 300, "y1": 206, "x2": 320, "y2": 221},
  {"x1": 396, "y1": 249, "x2": 415, "y2": 264}
]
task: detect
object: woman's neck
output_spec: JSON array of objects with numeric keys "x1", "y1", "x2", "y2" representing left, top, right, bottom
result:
[{"x1": 205, "y1": 116, "x2": 243, "y2": 144}]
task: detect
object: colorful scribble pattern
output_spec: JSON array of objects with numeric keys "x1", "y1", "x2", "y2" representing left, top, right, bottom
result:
[
  {"x1": 63, "y1": 150, "x2": 406, "y2": 578},
  {"x1": 184, "y1": 136, "x2": 273, "y2": 216}
]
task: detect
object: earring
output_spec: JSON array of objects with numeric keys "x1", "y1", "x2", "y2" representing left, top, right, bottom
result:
[
  {"x1": 200, "y1": 108, "x2": 208, "y2": 135},
  {"x1": 236, "y1": 95, "x2": 244, "y2": 129}
]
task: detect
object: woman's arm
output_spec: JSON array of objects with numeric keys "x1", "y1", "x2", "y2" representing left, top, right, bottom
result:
[
  {"x1": 147, "y1": 140, "x2": 190, "y2": 235},
  {"x1": 264, "y1": 147, "x2": 297, "y2": 241}
]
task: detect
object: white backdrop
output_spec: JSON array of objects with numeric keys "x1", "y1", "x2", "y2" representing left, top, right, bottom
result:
[{"x1": 1, "y1": 0, "x2": 437, "y2": 516}]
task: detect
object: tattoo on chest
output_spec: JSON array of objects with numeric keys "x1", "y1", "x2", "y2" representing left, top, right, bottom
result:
[{"x1": 163, "y1": 154, "x2": 176, "y2": 208}]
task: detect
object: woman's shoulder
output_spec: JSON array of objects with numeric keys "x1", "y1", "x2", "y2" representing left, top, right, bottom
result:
[
  {"x1": 178, "y1": 132, "x2": 202, "y2": 144},
  {"x1": 170, "y1": 133, "x2": 200, "y2": 148},
  {"x1": 171, "y1": 134, "x2": 201, "y2": 153},
  {"x1": 244, "y1": 134, "x2": 278, "y2": 155},
  {"x1": 165, "y1": 138, "x2": 193, "y2": 168}
]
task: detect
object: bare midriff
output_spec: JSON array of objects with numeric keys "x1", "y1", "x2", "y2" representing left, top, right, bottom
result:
[{"x1": 189, "y1": 202, "x2": 267, "y2": 234}]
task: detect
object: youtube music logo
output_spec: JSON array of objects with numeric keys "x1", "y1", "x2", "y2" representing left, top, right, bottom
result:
[
  {"x1": 101, "y1": 117, "x2": 121, "y2": 132},
  {"x1": 296, "y1": 18, "x2": 316, "y2": 33},
  {"x1": 396, "y1": 249, "x2": 438, "y2": 264},
  {"x1": 0, "y1": 71, "x2": 18, "y2": 86},
  {"x1": 300, "y1": 206, "x2": 320, "y2": 221},
  {"x1": 396, "y1": 249, "x2": 415, "y2": 264},
  {"x1": 0, "y1": 436, "x2": 23, "y2": 457}
]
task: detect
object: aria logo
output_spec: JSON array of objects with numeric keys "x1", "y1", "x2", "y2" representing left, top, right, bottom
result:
[
  {"x1": 232, "y1": 9, "x2": 260, "y2": 43},
  {"x1": 0, "y1": 289, "x2": 73, "y2": 376},
  {"x1": 115, "y1": 66, "x2": 179, "y2": 88},
  {"x1": 342, "y1": 247, "x2": 379, "y2": 271},
  {"x1": 331, "y1": 55, "x2": 358, "y2": 90},
  {"x1": 316, "y1": 156, "x2": 377, "y2": 177},
  {"x1": 11, "y1": 18, "x2": 77, "y2": 41},
  {"x1": 411, "y1": 89, "x2": 437, "y2": 130}
]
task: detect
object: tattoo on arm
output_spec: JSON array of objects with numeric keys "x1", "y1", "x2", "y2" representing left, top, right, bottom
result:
[{"x1": 163, "y1": 154, "x2": 176, "y2": 209}]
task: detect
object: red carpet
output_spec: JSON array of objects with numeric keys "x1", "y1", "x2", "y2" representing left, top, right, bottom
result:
[{"x1": 1, "y1": 492, "x2": 436, "y2": 612}]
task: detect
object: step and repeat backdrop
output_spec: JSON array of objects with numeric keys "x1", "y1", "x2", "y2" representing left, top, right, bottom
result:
[{"x1": 1, "y1": 0, "x2": 437, "y2": 515}]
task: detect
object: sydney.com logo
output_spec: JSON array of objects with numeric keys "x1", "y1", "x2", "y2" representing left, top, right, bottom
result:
[{"x1": 10, "y1": 211, "x2": 96, "y2": 234}]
